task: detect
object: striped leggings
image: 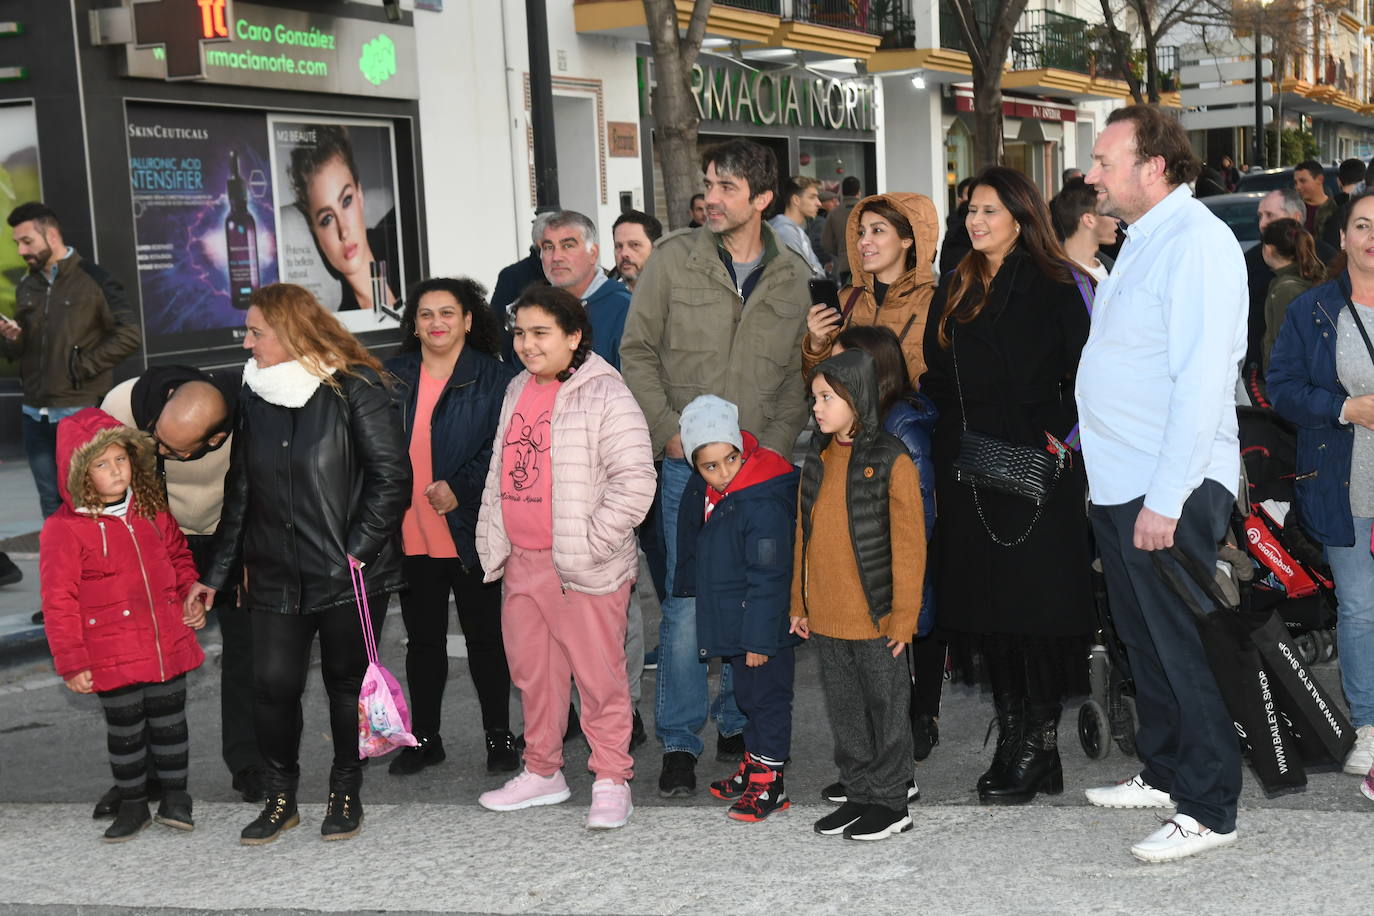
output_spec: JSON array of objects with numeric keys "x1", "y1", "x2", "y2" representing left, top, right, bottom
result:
[{"x1": 96, "y1": 675, "x2": 189, "y2": 800}]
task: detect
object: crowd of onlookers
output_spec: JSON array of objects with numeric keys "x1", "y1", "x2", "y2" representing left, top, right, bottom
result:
[{"x1": 4, "y1": 104, "x2": 1372, "y2": 860}]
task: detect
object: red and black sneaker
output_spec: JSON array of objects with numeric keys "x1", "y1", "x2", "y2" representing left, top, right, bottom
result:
[
  {"x1": 727, "y1": 765, "x2": 790, "y2": 822},
  {"x1": 709, "y1": 753, "x2": 764, "y2": 801}
]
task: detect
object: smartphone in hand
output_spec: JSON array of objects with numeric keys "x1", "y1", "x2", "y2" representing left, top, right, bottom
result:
[{"x1": 808, "y1": 278, "x2": 842, "y2": 321}]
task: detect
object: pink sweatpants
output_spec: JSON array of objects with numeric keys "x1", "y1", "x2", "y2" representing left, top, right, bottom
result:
[{"x1": 502, "y1": 546, "x2": 634, "y2": 782}]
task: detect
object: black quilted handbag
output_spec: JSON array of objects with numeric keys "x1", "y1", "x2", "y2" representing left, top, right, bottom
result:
[
  {"x1": 953, "y1": 428, "x2": 1061, "y2": 506},
  {"x1": 949, "y1": 333, "x2": 1065, "y2": 546}
]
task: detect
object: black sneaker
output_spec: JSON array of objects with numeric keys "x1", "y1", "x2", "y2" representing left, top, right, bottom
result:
[
  {"x1": 154, "y1": 790, "x2": 194, "y2": 831},
  {"x1": 390, "y1": 734, "x2": 447, "y2": 776},
  {"x1": 912, "y1": 713, "x2": 940, "y2": 762},
  {"x1": 30, "y1": 610, "x2": 43, "y2": 625},
  {"x1": 0, "y1": 552, "x2": 21, "y2": 587},
  {"x1": 630, "y1": 710, "x2": 647, "y2": 752},
  {"x1": 843, "y1": 804, "x2": 913, "y2": 841},
  {"x1": 658, "y1": 751, "x2": 697, "y2": 797},
  {"x1": 233, "y1": 766, "x2": 265, "y2": 803},
  {"x1": 103, "y1": 798, "x2": 151, "y2": 843},
  {"x1": 814, "y1": 800, "x2": 867, "y2": 835},
  {"x1": 715, "y1": 731, "x2": 745, "y2": 763},
  {"x1": 485, "y1": 730, "x2": 518, "y2": 774}
]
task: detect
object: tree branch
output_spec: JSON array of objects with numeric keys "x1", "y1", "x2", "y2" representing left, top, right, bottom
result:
[{"x1": 680, "y1": 0, "x2": 712, "y2": 71}]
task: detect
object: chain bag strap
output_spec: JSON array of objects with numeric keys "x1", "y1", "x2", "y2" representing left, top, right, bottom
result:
[{"x1": 949, "y1": 326, "x2": 1064, "y2": 548}]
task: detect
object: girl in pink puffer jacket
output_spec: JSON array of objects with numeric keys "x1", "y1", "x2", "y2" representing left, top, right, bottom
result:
[{"x1": 475, "y1": 286, "x2": 656, "y2": 830}]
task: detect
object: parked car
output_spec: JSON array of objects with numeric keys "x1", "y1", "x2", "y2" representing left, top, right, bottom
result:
[
  {"x1": 1200, "y1": 191, "x2": 1266, "y2": 252},
  {"x1": 1236, "y1": 166, "x2": 1341, "y2": 199}
]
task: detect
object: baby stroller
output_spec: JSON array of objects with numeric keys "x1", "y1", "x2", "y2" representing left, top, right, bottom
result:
[
  {"x1": 1235, "y1": 406, "x2": 1339, "y2": 666},
  {"x1": 1076, "y1": 405, "x2": 1338, "y2": 759}
]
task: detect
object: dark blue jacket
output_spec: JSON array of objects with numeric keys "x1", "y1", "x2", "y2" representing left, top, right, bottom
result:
[
  {"x1": 884, "y1": 391, "x2": 939, "y2": 636},
  {"x1": 674, "y1": 467, "x2": 801, "y2": 659},
  {"x1": 385, "y1": 346, "x2": 518, "y2": 568},
  {"x1": 1266, "y1": 273, "x2": 1356, "y2": 547},
  {"x1": 585, "y1": 277, "x2": 632, "y2": 372}
]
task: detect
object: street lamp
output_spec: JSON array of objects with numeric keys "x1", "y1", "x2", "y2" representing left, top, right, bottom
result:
[{"x1": 1253, "y1": 0, "x2": 1272, "y2": 169}]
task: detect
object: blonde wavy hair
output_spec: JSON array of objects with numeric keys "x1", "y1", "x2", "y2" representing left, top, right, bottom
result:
[
  {"x1": 249, "y1": 283, "x2": 384, "y2": 390},
  {"x1": 68, "y1": 427, "x2": 167, "y2": 521}
]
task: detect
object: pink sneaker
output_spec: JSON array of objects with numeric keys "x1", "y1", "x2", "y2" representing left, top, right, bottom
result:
[
  {"x1": 1361, "y1": 771, "x2": 1374, "y2": 803},
  {"x1": 479, "y1": 769, "x2": 571, "y2": 812},
  {"x1": 586, "y1": 778, "x2": 633, "y2": 829}
]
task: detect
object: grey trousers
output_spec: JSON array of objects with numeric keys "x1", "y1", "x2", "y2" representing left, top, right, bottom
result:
[{"x1": 815, "y1": 633, "x2": 913, "y2": 809}]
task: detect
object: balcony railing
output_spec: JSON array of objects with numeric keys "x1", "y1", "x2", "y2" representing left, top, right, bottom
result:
[
  {"x1": 1011, "y1": 9, "x2": 1094, "y2": 72},
  {"x1": 790, "y1": 0, "x2": 886, "y2": 35}
]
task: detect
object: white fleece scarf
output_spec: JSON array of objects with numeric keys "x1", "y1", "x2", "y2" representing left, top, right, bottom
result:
[{"x1": 243, "y1": 357, "x2": 336, "y2": 408}]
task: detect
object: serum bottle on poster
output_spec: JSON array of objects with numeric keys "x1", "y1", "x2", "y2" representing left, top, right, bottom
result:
[{"x1": 225, "y1": 150, "x2": 260, "y2": 309}]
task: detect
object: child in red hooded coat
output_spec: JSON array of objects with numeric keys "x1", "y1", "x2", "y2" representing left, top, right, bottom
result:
[{"x1": 40, "y1": 408, "x2": 206, "y2": 842}]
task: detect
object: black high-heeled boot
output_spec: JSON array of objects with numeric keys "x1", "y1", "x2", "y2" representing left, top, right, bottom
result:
[
  {"x1": 976, "y1": 693, "x2": 1026, "y2": 793},
  {"x1": 321, "y1": 765, "x2": 364, "y2": 841},
  {"x1": 978, "y1": 702, "x2": 1063, "y2": 805},
  {"x1": 240, "y1": 767, "x2": 299, "y2": 846}
]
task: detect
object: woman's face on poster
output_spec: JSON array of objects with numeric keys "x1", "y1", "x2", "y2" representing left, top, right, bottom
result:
[{"x1": 306, "y1": 154, "x2": 369, "y2": 279}]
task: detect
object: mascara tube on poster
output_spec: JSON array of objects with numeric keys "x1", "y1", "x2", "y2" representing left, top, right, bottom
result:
[{"x1": 225, "y1": 150, "x2": 260, "y2": 309}]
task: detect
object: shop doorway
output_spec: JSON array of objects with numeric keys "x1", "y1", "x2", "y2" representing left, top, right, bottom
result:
[{"x1": 553, "y1": 93, "x2": 599, "y2": 221}]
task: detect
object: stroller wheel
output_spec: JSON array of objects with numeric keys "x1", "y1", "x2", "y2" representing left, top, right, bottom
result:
[
  {"x1": 1078, "y1": 700, "x2": 1111, "y2": 760},
  {"x1": 1295, "y1": 632, "x2": 1320, "y2": 666},
  {"x1": 1315, "y1": 628, "x2": 1336, "y2": 663},
  {"x1": 1110, "y1": 689, "x2": 1138, "y2": 758}
]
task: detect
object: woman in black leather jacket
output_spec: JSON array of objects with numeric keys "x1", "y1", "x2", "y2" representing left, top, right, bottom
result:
[
  {"x1": 192, "y1": 283, "x2": 409, "y2": 845},
  {"x1": 384, "y1": 278, "x2": 517, "y2": 777}
]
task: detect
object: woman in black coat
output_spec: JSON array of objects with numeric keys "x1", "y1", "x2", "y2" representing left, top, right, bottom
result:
[
  {"x1": 194, "y1": 283, "x2": 410, "y2": 845},
  {"x1": 384, "y1": 278, "x2": 518, "y2": 777},
  {"x1": 919, "y1": 167, "x2": 1094, "y2": 805}
]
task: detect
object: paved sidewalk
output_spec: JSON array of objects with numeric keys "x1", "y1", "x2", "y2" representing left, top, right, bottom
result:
[
  {"x1": 3, "y1": 801, "x2": 1370, "y2": 915},
  {"x1": 0, "y1": 454, "x2": 45, "y2": 656}
]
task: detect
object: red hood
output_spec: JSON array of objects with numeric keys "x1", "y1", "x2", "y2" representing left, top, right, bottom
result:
[
  {"x1": 55, "y1": 407, "x2": 148, "y2": 510},
  {"x1": 704, "y1": 430, "x2": 795, "y2": 513}
]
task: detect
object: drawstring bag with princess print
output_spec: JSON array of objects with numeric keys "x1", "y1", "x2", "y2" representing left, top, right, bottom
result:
[{"x1": 351, "y1": 559, "x2": 418, "y2": 758}]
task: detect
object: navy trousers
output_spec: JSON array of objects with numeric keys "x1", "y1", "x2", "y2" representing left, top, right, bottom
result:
[
  {"x1": 725, "y1": 647, "x2": 795, "y2": 763},
  {"x1": 1090, "y1": 479, "x2": 1242, "y2": 834}
]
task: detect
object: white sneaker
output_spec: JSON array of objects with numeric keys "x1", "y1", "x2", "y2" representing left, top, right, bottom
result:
[
  {"x1": 1085, "y1": 773, "x2": 1173, "y2": 809},
  {"x1": 1343, "y1": 725, "x2": 1374, "y2": 775},
  {"x1": 1130, "y1": 813, "x2": 1238, "y2": 863}
]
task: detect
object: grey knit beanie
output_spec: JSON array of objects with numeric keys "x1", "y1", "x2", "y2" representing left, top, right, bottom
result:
[{"x1": 679, "y1": 395, "x2": 743, "y2": 461}]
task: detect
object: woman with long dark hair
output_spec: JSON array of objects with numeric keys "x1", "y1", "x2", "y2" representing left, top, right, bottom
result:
[
  {"x1": 474, "y1": 286, "x2": 656, "y2": 830},
  {"x1": 918, "y1": 166, "x2": 1095, "y2": 805},
  {"x1": 192, "y1": 283, "x2": 409, "y2": 844},
  {"x1": 1259, "y1": 218, "x2": 1324, "y2": 369},
  {"x1": 1268, "y1": 190, "x2": 1374, "y2": 782},
  {"x1": 384, "y1": 278, "x2": 518, "y2": 776}
]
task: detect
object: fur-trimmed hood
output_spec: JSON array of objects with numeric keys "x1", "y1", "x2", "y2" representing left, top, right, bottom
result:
[{"x1": 56, "y1": 407, "x2": 160, "y2": 515}]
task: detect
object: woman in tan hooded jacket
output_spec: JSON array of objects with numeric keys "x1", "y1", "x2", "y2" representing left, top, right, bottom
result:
[{"x1": 802, "y1": 192, "x2": 941, "y2": 386}]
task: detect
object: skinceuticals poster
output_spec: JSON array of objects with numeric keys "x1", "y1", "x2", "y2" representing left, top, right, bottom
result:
[{"x1": 127, "y1": 102, "x2": 279, "y2": 357}]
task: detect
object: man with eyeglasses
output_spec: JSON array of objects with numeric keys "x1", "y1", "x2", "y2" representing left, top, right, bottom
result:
[{"x1": 99, "y1": 365, "x2": 264, "y2": 811}]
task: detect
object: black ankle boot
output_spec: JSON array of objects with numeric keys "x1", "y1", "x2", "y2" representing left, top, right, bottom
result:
[
  {"x1": 154, "y1": 790, "x2": 194, "y2": 831},
  {"x1": 321, "y1": 766, "x2": 363, "y2": 841},
  {"x1": 103, "y1": 798, "x2": 151, "y2": 843},
  {"x1": 979, "y1": 703, "x2": 1063, "y2": 805},
  {"x1": 976, "y1": 693, "x2": 1025, "y2": 793},
  {"x1": 389, "y1": 733, "x2": 447, "y2": 776},
  {"x1": 240, "y1": 769, "x2": 299, "y2": 846}
]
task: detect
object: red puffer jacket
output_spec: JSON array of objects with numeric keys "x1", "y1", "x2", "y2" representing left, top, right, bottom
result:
[{"x1": 40, "y1": 408, "x2": 204, "y2": 691}]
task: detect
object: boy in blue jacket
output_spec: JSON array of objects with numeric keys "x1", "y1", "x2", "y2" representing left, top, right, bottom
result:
[{"x1": 675, "y1": 395, "x2": 800, "y2": 822}]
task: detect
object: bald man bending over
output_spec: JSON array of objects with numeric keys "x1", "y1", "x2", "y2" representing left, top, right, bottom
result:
[{"x1": 102, "y1": 365, "x2": 262, "y2": 808}]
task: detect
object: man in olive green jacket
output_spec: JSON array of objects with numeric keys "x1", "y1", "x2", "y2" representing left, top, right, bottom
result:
[{"x1": 620, "y1": 139, "x2": 810, "y2": 798}]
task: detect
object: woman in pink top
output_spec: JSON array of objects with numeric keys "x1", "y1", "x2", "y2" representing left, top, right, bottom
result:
[
  {"x1": 475, "y1": 286, "x2": 656, "y2": 830},
  {"x1": 385, "y1": 278, "x2": 518, "y2": 776}
]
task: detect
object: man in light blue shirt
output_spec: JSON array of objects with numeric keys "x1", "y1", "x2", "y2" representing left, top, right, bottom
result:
[{"x1": 1076, "y1": 106, "x2": 1247, "y2": 864}]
